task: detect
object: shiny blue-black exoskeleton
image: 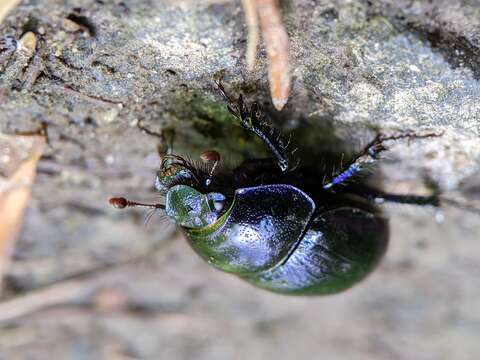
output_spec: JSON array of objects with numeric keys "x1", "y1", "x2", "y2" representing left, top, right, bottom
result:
[{"x1": 110, "y1": 83, "x2": 440, "y2": 295}]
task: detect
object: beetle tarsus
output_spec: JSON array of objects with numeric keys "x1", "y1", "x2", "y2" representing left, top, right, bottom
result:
[{"x1": 323, "y1": 131, "x2": 443, "y2": 190}]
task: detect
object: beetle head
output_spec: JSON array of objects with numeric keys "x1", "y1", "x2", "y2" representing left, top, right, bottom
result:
[
  {"x1": 110, "y1": 153, "x2": 226, "y2": 228},
  {"x1": 165, "y1": 185, "x2": 225, "y2": 228}
]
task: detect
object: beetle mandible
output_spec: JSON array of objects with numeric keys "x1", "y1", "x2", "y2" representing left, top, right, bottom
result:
[{"x1": 110, "y1": 82, "x2": 440, "y2": 295}]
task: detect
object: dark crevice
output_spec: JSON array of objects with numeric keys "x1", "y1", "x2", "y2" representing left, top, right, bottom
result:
[
  {"x1": 368, "y1": 0, "x2": 480, "y2": 80},
  {"x1": 21, "y1": 17, "x2": 40, "y2": 34},
  {"x1": 66, "y1": 14, "x2": 97, "y2": 36},
  {"x1": 91, "y1": 60, "x2": 115, "y2": 75},
  {"x1": 406, "y1": 23, "x2": 480, "y2": 79}
]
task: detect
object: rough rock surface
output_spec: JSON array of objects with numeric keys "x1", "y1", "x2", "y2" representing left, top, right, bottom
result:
[{"x1": 0, "y1": 0, "x2": 479, "y2": 359}]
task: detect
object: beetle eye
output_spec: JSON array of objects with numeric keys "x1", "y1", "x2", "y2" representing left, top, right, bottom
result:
[
  {"x1": 207, "y1": 192, "x2": 226, "y2": 213},
  {"x1": 155, "y1": 161, "x2": 195, "y2": 193},
  {"x1": 213, "y1": 201, "x2": 224, "y2": 212}
]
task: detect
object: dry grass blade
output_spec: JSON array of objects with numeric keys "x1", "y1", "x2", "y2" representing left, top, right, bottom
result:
[
  {"x1": 0, "y1": 0, "x2": 22, "y2": 24},
  {"x1": 242, "y1": 0, "x2": 291, "y2": 111},
  {"x1": 0, "y1": 134, "x2": 45, "y2": 294},
  {"x1": 0, "y1": 280, "x2": 87, "y2": 323},
  {"x1": 241, "y1": 0, "x2": 259, "y2": 71},
  {"x1": 256, "y1": 0, "x2": 291, "y2": 111},
  {"x1": 0, "y1": 233, "x2": 181, "y2": 323}
]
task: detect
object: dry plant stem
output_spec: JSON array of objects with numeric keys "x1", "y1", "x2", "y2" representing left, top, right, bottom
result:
[
  {"x1": 58, "y1": 85, "x2": 124, "y2": 108},
  {"x1": 241, "y1": 0, "x2": 259, "y2": 71},
  {"x1": 0, "y1": 0, "x2": 22, "y2": 24},
  {"x1": 0, "y1": 233, "x2": 180, "y2": 323},
  {"x1": 0, "y1": 280, "x2": 88, "y2": 323},
  {"x1": 255, "y1": 0, "x2": 291, "y2": 110},
  {"x1": 0, "y1": 136, "x2": 45, "y2": 295}
]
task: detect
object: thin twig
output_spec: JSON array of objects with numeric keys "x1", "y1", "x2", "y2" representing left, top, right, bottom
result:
[
  {"x1": 0, "y1": 233, "x2": 180, "y2": 323},
  {"x1": 0, "y1": 0, "x2": 22, "y2": 24},
  {"x1": 255, "y1": 0, "x2": 291, "y2": 111},
  {"x1": 241, "y1": 0, "x2": 291, "y2": 111},
  {"x1": 241, "y1": 0, "x2": 259, "y2": 71},
  {"x1": 0, "y1": 135, "x2": 45, "y2": 295},
  {"x1": 58, "y1": 85, "x2": 124, "y2": 108}
]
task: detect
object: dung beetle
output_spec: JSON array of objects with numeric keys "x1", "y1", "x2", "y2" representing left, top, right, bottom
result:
[{"x1": 110, "y1": 83, "x2": 441, "y2": 295}]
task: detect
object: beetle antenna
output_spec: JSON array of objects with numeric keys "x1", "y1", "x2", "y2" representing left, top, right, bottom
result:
[
  {"x1": 109, "y1": 197, "x2": 165, "y2": 210},
  {"x1": 200, "y1": 150, "x2": 221, "y2": 187}
]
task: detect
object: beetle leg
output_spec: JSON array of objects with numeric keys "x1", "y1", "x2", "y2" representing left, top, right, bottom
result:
[
  {"x1": 360, "y1": 187, "x2": 444, "y2": 222},
  {"x1": 351, "y1": 184, "x2": 441, "y2": 207},
  {"x1": 373, "y1": 193, "x2": 441, "y2": 207},
  {"x1": 355, "y1": 184, "x2": 480, "y2": 217},
  {"x1": 216, "y1": 81, "x2": 290, "y2": 172},
  {"x1": 137, "y1": 120, "x2": 175, "y2": 157},
  {"x1": 323, "y1": 131, "x2": 442, "y2": 190}
]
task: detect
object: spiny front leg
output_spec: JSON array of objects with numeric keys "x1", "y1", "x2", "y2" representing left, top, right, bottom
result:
[
  {"x1": 323, "y1": 131, "x2": 442, "y2": 190},
  {"x1": 216, "y1": 81, "x2": 290, "y2": 172}
]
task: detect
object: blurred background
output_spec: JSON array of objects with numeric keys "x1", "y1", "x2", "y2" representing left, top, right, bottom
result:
[{"x1": 0, "y1": 0, "x2": 479, "y2": 359}]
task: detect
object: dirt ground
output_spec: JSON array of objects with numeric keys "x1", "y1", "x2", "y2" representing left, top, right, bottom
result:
[{"x1": 0, "y1": 0, "x2": 479, "y2": 359}]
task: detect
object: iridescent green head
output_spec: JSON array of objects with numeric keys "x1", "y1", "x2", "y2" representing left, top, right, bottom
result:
[
  {"x1": 165, "y1": 185, "x2": 225, "y2": 228},
  {"x1": 154, "y1": 153, "x2": 226, "y2": 228}
]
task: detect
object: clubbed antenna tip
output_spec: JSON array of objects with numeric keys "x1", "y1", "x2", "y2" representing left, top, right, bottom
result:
[{"x1": 109, "y1": 197, "x2": 165, "y2": 210}]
